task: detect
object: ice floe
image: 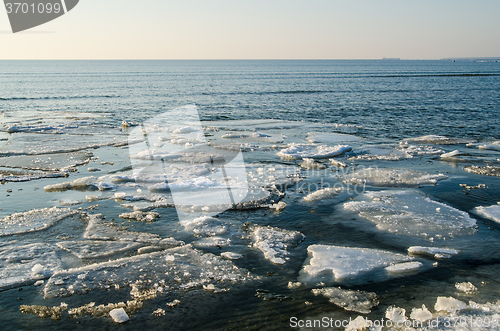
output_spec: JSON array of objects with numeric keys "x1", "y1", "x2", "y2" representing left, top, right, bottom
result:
[
  {"x1": 343, "y1": 190, "x2": 477, "y2": 240},
  {"x1": 348, "y1": 144, "x2": 412, "y2": 161},
  {"x1": 306, "y1": 132, "x2": 364, "y2": 145},
  {"x1": 56, "y1": 241, "x2": 142, "y2": 259},
  {"x1": 299, "y1": 158, "x2": 326, "y2": 170},
  {"x1": 303, "y1": 187, "x2": 342, "y2": 202},
  {"x1": 406, "y1": 135, "x2": 475, "y2": 145},
  {"x1": 83, "y1": 214, "x2": 161, "y2": 243},
  {"x1": 277, "y1": 143, "x2": 351, "y2": 160},
  {"x1": 299, "y1": 245, "x2": 412, "y2": 282},
  {"x1": 0, "y1": 207, "x2": 77, "y2": 237},
  {"x1": 474, "y1": 204, "x2": 500, "y2": 223},
  {"x1": 0, "y1": 172, "x2": 68, "y2": 182},
  {"x1": 180, "y1": 216, "x2": 235, "y2": 237},
  {"x1": 441, "y1": 150, "x2": 461, "y2": 158},
  {"x1": 343, "y1": 168, "x2": 448, "y2": 187},
  {"x1": 0, "y1": 243, "x2": 63, "y2": 289},
  {"x1": 464, "y1": 165, "x2": 500, "y2": 177},
  {"x1": 455, "y1": 281, "x2": 478, "y2": 294},
  {"x1": 119, "y1": 211, "x2": 160, "y2": 222},
  {"x1": 44, "y1": 176, "x2": 96, "y2": 192},
  {"x1": 0, "y1": 152, "x2": 91, "y2": 171},
  {"x1": 410, "y1": 304, "x2": 433, "y2": 322},
  {"x1": 408, "y1": 246, "x2": 460, "y2": 259},
  {"x1": 434, "y1": 296, "x2": 468, "y2": 313},
  {"x1": 385, "y1": 261, "x2": 423, "y2": 274},
  {"x1": 250, "y1": 225, "x2": 304, "y2": 264},
  {"x1": 311, "y1": 287, "x2": 378, "y2": 314},
  {"x1": 43, "y1": 245, "x2": 254, "y2": 299},
  {"x1": 109, "y1": 308, "x2": 129, "y2": 323},
  {"x1": 467, "y1": 140, "x2": 500, "y2": 151}
]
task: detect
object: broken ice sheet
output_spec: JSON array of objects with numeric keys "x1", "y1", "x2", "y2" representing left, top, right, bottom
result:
[
  {"x1": 0, "y1": 152, "x2": 91, "y2": 171},
  {"x1": 0, "y1": 243, "x2": 63, "y2": 289},
  {"x1": 56, "y1": 241, "x2": 142, "y2": 259},
  {"x1": 306, "y1": 132, "x2": 365, "y2": 145},
  {"x1": 312, "y1": 287, "x2": 378, "y2": 314},
  {"x1": 343, "y1": 190, "x2": 477, "y2": 240},
  {"x1": 299, "y1": 245, "x2": 413, "y2": 283},
  {"x1": 343, "y1": 168, "x2": 448, "y2": 187},
  {"x1": 43, "y1": 245, "x2": 255, "y2": 299},
  {"x1": 250, "y1": 225, "x2": 305, "y2": 264},
  {"x1": 474, "y1": 204, "x2": 500, "y2": 223},
  {"x1": 277, "y1": 143, "x2": 351, "y2": 160},
  {"x1": 83, "y1": 213, "x2": 161, "y2": 244},
  {"x1": 348, "y1": 144, "x2": 412, "y2": 161},
  {"x1": 0, "y1": 207, "x2": 78, "y2": 237},
  {"x1": 405, "y1": 135, "x2": 475, "y2": 145},
  {"x1": 464, "y1": 165, "x2": 500, "y2": 177}
]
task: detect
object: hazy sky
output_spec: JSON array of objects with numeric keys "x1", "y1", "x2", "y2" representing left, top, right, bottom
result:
[{"x1": 1, "y1": 0, "x2": 499, "y2": 59}]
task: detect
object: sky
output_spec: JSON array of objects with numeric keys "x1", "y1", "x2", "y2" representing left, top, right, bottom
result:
[{"x1": 1, "y1": 0, "x2": 499, "y2": 60}]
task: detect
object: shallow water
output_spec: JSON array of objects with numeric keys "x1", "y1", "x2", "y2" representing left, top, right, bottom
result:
[{"x1": 1, "y1": 60, "x2": 500, "y2": 330}]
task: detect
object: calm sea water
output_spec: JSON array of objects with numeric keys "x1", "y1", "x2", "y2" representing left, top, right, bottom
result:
[
  {"x1": 1, "y1": 60, "x2": 499, "y2": 140},
  {"x1": 1, "y1": 60, "x2": 500, "y2": 331}
]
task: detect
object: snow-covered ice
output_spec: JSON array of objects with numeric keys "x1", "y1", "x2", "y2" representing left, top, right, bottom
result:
[
  {"x1": 474, "y1": 204, "x2": 500, "y2": 223},
  {"x1": 277, "y1": 143, "x2": 351, "y2": 160},
  {"x1": 408, "y1": 246, "x2": 460, "y2": 259},
  {"x1": 385, "y1": 261, "x2": 423, "y2": 274},
  {"x1": 299, "y1": 245, "x2": 412, "y2": 282},
  {"x1": 56, "y1": 241, "x2": 142, "y2": 259},
  {"x1": 303, "y1": 187, "x2": 342, "y2": 202},
  {"x1": 44, "y1": 176, "x2": 96, "y2": 192},
  {"x1": 343, "y1": 190, "x2": 477, "y2": 240}
]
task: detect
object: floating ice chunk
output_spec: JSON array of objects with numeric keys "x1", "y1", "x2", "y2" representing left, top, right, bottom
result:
[
  {"x1": 122, "y1": 120, "x2": 138, "y2": 127},
  {"x1": 464, "y1": 165, "x2": 500, "y2": 177},
  {"x1": 312, "y1": 287, "x2": 378, "y2": 314},
  {"x1": 173, "y1": 126, "x2": 198, "y2": 134},
  {"x1": 0, "y1": 243, "x2": 63, "y2": 289},
  {"x1": 343, "y1": 168, "x2": 448, "y2": 187},
  {"x1": 303, "y1": 187, "x2": 342, "y2": 202},
  {"x1": 250, "y1": 225, "x2": 304, "y2": 264},
  {"x1": 44, "y1": 176, "x2": 96, "y2": 192},
  {"x1": 410, "y1": 304, "x2": 433, "y2": 322},
  {"x1": 434, "y1": 296, "x2": 467, "y2": 313},
  {"x1": 345, "y1": 316, "x2": 371, "y2": 331},
  {"x1": 385, "y1": 306, "x2": 407, "y2": 323},
  {"x1": 192, "y1": 237, "x2": 231, "y2": 247},
  {"x1": 288, "y1": 281, "x2": 301, "y2": 289},
  {"x1": 56, "y1": 241, "x2": 141, "y2": 259},
  {"x1": 467, "y1": 140, "x2": 500, "y2": 151},
  {"x1": 269, "y1": 201, "x2": 286, "y2": 212},
  {"x1": 385, "y1": 261, "x2": 423, "y2": 274},
  {"x1": 84, "y1": 214, "x2": 160, "y2": 243},
  {"x1": 59, "y1": 199, "x2": 81, "y2": 206},
  {"x1": 87, "y1": 167, "x2": 101, "y2": 172},
  {"x1": 300, "y1": 245, "x2": 412, "y2": 281},
  {"x1": 455, "y1": 282, "x2": 478, "y2": 294},
  {"x1": 329, "y1": 158, "x2": 347, "y2": 168},
  {"x1": 180, "y1": 216, "x2": 231, "y2": 237},
  {"x1": 93, "y1": 182, "x2": 114, "y2": 191},
  {"x1": 299, "y1": 158, "x2": 326, "y2": 169},
  {"x1": 474, "y1": 204, "x2": 500, "y2": 223},
  {"x1": 0, "y1": 172, "x2": 68, "y2": 182},
  {"x1": 408, "y1": 246, "x2": 460, "y2": 259},
  {"x1": 441, "y1": 150, "x2": 461, "y2": 158},
  {"x1": 306, "y1": 132, "x2": 364, "y2": 145},
  {"x1": 0, "y1": 207, "x2": 77, "y2": 236},
  {"x1": 221, "y1": 252, "x2": 243, "y2": 260},
  {"x1": 343, "y1": 190, "x2": 476, "y2": 240},
  {"x1": 119, "y1": 211, "x2": 160, "y2": 222},
  {"x1": 406, "y1": 135, "x2": 474, "y2": 145},
  {"x1": 43, "y1": 245, "x2": 254, "y2": 299},
  {"x1": 109, "y1": 308, "x2": 129, "y2": 323},
  {"x1": 152, "y1": 308, "x2": 166, "y2": 316},
  {"x1": 277, "y1": 143, "x2": 351, "y2": 160},
  {"x1": 34, "y1": 280, "x2": 44, "y2": 287},
  {"x1": 348, "y1": 145, "x2": 412, "y2": 161},
  {"x1": 0, "y1": 152, "x2": 91, "y2": 171},
  {"x1": 397, "y1": 142, "x2": 444, "y2": 156}
]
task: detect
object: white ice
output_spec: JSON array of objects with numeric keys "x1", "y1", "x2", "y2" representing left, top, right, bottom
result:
[
  {"x1": 408, "y1": 246, "x2": 460, "y2": 259},
  {"x1": 56, "y1": 241, "x2": 142, "y2": 259},
  {"x1": 43, "y1": 245, "x2": 254, "y2": 299},
  {"x1": 0, "y1": 243, "x2": 63, "y2": 289},
  {"x1": 311, "y1": 287, "x2": 378, "y2": 314},
  {"x1": 277, "y1": 143, "x2": 351, "y2": 160},
  {"x1": 250, "y1": 225, "x2": 304, "y2": 264},
  {"x1": 474, "y1": 204, "x2": 500, "y2": 223},
  {"x1": 385, "y1": 261, "x2": 423, "y2": 274},
  {"x1": 44, "y1": 176, "x2": 96, "y2": 192},
  {"x1": 343, "y1": 190, "x2": 477, "y2": 240},
  {"x1": 0, "y1": 207, "x2": 77, "y2": 237},
  {"x1": 343, "y1": 168, "x2": 448, "y2": 187},
  {"x1": 348, "y1": 145, "x2": 412, "y2": 161},
  {"x1": 109, "y1": 308, "x2": 129, "y2": 323},
  {"x1": 303, "y1": 187, "x2": 342, "y2": 202},
  {"x1": 300, "y1": 245, "x2": 412, "y2": 282}
]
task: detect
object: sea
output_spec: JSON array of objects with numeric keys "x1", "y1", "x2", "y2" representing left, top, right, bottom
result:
[{"x1": 0, "y1": 60, "x2": 500, "y2": 330}]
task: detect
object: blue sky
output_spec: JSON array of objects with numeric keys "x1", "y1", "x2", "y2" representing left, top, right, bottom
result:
[{"x1": 1, "y1": 0, "x2": 499, "y2": 59}]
